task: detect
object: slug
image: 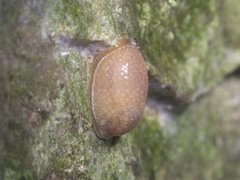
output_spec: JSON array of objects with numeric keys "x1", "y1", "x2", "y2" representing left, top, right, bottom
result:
[{"x1": 90, "y1": 39, "x2": 148, "y2": 139}]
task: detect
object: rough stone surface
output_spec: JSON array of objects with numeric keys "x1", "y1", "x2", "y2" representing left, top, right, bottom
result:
[{"x1": 0, "y1": 0, "x2": 240, "y2": 179}]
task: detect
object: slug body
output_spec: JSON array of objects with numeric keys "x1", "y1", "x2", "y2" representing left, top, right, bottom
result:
[{"x1": 90, "y1": 39, "x2": 148, "y2": 139}]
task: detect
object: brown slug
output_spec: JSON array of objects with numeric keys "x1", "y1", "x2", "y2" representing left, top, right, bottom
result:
[{"x1": 90, "y1": 39, "x2": 148, "y2": 139}]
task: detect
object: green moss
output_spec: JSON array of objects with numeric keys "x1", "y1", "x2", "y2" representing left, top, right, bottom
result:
[
  {"x1": 221, "y1": 0, "x2": 240, "y2": 48},
  {"x1": 164, "y1": 111, "x2": 223, "y2": 180},
  {"x1": 130, "y1": 0, "x2": 230, "y2": 98},
  {"x1": 10, "y1": 69, "x2": 28, "y2": 99},
  {"x1": 52, "y1": 0, "x2": 90, "y2": 38},
  {"x1": 58, "y1": 53, "x2": 91, "y2": 121},
  {"x1": 0, "y1": 0, "x2": 21, "y2": 24},
  {"x1": 28, "y1": 51, "x2": 143, "y2": 179},
  {"x1": 48, "y1": 0, "x2": 139, "y2": 43},
  {"x1": 44, "y1": 0, "x2": 238, "y2": 100},
  {"x1": 161, "y1": 78, "x2": 240, "y2": 179},
  {"x1": 4, "y1": 168, "x2": 33, "y2": 180},
  {"x1": 133, "y1": 117, "x2": 167, "y2": 179},
  {"x1": 2, "y1": 0, "x2": 240, "y2": 179},
  {"x1": 32, "y1": 117, "x2": 143, "y2": 179}
]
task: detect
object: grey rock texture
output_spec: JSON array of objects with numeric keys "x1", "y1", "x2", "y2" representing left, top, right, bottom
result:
[{"x1": 0, "y1": 0, "x2": 240, "y2": 179}]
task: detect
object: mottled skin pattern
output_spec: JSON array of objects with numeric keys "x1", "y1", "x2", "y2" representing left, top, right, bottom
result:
[{"x1": 91, "y1": 40, "x2": 148, "y2": 139}]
